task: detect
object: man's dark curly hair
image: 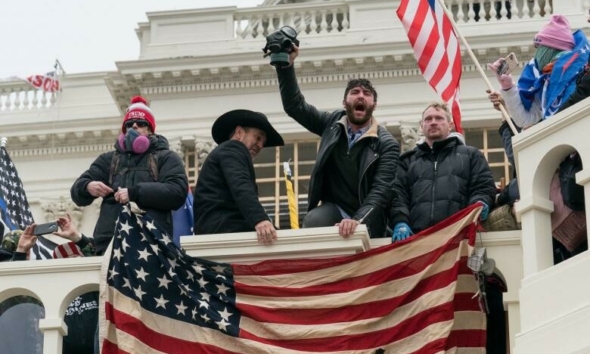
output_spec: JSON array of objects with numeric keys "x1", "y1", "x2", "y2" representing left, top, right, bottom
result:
[{"x1": 343, "y1": 78, "x2": 378, "y2": 102}]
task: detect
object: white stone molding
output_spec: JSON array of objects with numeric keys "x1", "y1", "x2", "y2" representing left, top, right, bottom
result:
[
  {"x1": 41, "y1": 196, "x2": 84, "y2": 227},
  {"x1": 195, "y1": 137, "x2": 216, "y2": 164},
  {"x1": 399, "y1": 120, "x2": 423, "y2": 153},
  {"x1": 167, "y1": 136, "x2": 184, "y2": 158}
]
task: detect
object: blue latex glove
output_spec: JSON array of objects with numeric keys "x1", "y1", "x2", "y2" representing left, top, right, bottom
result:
[
  {"x1": 392, "y1": 222, "x2": 413, "y2": 242},
  {"x1": 480, "y1": 202, "x2": 490, "y2": 221}
]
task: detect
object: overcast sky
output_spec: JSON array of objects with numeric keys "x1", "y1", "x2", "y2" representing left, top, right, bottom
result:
[{"x1": 0, "y1": 0, "x2": 262, "y2": 79}]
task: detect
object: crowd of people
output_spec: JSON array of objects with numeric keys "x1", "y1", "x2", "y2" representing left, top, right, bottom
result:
[{"x1": 0, "y1": 12, "x2": 589, "y2": 354}]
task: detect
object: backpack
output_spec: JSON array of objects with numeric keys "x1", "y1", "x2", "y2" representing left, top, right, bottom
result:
[
  {"x1": 558, "y1": 152, "x2": 584, "y2": 211},
  {"x1": 550, "y1": 172, "x2": 587, "y2": 252},
  {"x1": 108, "y1": 150, "x2": 159, "y2": 186}
]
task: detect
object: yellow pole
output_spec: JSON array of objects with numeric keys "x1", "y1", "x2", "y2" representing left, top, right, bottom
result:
[{"x1": 283, "y1": 161, "x2": 299, "y2": 229}]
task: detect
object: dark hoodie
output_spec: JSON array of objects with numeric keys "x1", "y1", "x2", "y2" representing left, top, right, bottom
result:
[{"x1": 70, "y1": 134, "x2": 188, "y2": 254}]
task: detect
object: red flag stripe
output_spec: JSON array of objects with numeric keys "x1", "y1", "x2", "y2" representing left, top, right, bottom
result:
[
  {"x1": 234, "y1": 235, "x2": 464, "y2": 298},
  {"x1": 233, "y1": 227, "x2": 474, "y2": 290},
  {"x1": 397, "y1": 0, "x2": 463, "y2": 132},
  {"x1": 236, "y1": 264, "x2": 463, "y2": 325},
  {"x1": 232, "y1": 203, "x2": 481, "y2": 278}
]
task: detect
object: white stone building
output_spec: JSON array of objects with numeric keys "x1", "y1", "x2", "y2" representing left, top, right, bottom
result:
[{"x1": 0, "y1": 0, "x2": 589, "y2": 352}]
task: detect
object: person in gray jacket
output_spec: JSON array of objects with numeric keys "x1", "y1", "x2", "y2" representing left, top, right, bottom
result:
[{"x1": 273, "y1": 45, "x2": 399, "y2": 238}]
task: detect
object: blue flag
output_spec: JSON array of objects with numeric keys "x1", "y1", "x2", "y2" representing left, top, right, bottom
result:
[
  {"x1": 518, "y1": 30, "x2": 590, "y2": 119},
  {"x1": 172, "y1": 190, "x2": 194, "y2": 246}
]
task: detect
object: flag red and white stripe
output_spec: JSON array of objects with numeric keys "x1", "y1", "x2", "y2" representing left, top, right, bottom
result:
[
  {"x1": 397, "y1": 0, "x2": 463, "y2": 133},
  {"x1": 101, "y1": 204, "x2": 485, "y2": 353}
]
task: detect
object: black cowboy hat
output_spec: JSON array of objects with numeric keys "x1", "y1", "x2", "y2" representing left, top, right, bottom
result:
[{"x1": 211, "y1": 109, "x2": 284, "y2": 147}]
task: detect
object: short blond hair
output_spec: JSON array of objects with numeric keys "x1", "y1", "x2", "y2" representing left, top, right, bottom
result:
[{"x1": 421, "y1": 102, "x2": 452, "y2": 122}]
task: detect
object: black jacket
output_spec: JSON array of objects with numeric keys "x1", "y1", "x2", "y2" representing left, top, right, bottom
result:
[
  {"x1": 71, "y1": 135, "x2": 188, "y2": 254},
  {"x1": 193, "y1": 140, "x2": 270, "y2": 234},
  {"x1": 390, "y1": 136, "x2": 496, "y2": 233},
  {"x1": 277, "y1": 65, "x2": 399, "y2": 238}
]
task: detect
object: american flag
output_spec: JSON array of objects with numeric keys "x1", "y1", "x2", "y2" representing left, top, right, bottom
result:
[
  {"x1": 100, "y1": 204, "x2": 485, "y2": 353},
  {"x1": 0, "y1": 145, "x2": 34, "y2": 232},
  {"x1": 0, "y1": 145, "x2": 56, "y2": 259},
  {"x1": 397, "y1": 0, "x2": 463, "y2": 133}
]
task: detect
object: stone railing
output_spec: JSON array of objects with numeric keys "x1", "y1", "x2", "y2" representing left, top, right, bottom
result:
[
  {"x1": 0, "y1": 226, "x2": 524, "y2": 353},
  {"x1": 234, "y1": 2, "x2": 349, "y2": 40},
  {"x1": 0, "y1": 79, "x2": 58, "y2": 112},
  {"x1": 447, "y1": 0, "x2": 553, "y2": 23},
  {"x1": 231, "y1": 0, "x2": 558, "y2": 40}
]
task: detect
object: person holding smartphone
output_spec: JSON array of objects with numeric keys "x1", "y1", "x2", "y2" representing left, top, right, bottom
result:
[
  {"x1": 70, "y1": 96, "x2": 188, "y2": 255},
  {"x1": 488, "y1": 14, "x2": 589, "y2": 129}
]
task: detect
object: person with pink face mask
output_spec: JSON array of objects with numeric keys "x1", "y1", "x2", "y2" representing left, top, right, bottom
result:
[{"x1": 70, "y1": 96, "x2": 188, "y2": 255}]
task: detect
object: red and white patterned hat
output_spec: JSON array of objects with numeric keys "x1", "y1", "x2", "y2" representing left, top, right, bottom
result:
[{"x1": 52, "y1": 242, "x2": 84, "y2": 259}]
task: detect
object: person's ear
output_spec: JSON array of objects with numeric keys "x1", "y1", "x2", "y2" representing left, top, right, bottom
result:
[
  {"x1": 235, "y1": 126, "x2": 244, "y2": 139},
  {"x1": 449, "y1": 120, "x2": 455, "y2": 131}
]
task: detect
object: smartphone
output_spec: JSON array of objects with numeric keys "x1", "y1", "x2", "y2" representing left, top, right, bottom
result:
[
  {"x1": 497, "y1": 52, "x2": 518, "y2": 75},
  {"x1": 33, "y1": 222, "x2": 58, "y2": 236}
]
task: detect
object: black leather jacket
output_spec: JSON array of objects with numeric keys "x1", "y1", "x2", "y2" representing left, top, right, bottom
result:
[{"x1": 276, "y1": 65, "x2": 400, "y2": 237}]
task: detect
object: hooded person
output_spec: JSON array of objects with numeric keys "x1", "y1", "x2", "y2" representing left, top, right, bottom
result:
[
  {"x1": 193, "y1": 109, "x2": 284, "y2": 244},
  {"x1": 487, "y1": 14, "x2": 590, "y2": 128},
  {"x1": 70, "y1": 96, "x2": 188, "y2": 255}
]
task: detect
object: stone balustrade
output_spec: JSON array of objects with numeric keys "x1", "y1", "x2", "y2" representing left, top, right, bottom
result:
[
  {"x1": 0, "y1": 79, "x2": 58, "y2": 112},
  {"x1": 234, "y1": 2, "x2": 349, "y2": 40},
  {"x1": 448, "y1": 0, "x2": 553, "y2": 23}
]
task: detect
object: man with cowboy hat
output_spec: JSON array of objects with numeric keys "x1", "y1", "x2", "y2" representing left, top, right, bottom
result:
[{"x1": 193, "y1": 109, "x2": 284, "y2": 244}]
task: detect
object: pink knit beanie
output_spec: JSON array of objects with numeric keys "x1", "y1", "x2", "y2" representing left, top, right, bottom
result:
[{"x1": 534, "y1": 15, "x2": 575, "y2": 51}]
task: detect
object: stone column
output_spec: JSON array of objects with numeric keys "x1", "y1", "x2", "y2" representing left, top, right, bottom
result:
[
  {"x1": 38, "y1": 317, "x2": 67, "y2": 354},
  {"x1": 515, "y1": 196, "x2": 554, "y2": 277}
]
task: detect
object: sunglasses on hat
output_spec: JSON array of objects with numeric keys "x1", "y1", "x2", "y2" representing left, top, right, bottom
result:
[{"x1": 124, "y1": 120, "x2": 149, "y2": 129}]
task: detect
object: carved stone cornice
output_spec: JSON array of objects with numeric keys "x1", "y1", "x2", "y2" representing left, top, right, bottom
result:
[
  {"x1": 107, "y1": 43, "x2": 536, "y2": 112},
  {"x1": 1, "y1": 129, "x2": 121, "y2": 157},
  {"x1": 40, "y1": 195, "x2": 84, "y2": 228},
  {"x1": 399, "y1": 121, "x2": 423, "y2": 153},
  {"x1": 195, "y1": 138, "x2": 216, "y2": 164}
]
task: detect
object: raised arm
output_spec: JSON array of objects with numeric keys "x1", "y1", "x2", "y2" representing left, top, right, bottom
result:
[{"x1": 274, "y1": 46, "x2": 339, "y2": 136}]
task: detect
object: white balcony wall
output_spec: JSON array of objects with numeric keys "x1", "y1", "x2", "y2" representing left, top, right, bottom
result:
[{"x1": 513, "y1": 99, "x2": 590, "y2": 353}]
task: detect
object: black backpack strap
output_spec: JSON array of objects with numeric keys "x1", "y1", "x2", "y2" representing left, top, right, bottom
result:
[{"x1": 109, "y1": 151, "x2": 120, "y2": 185}]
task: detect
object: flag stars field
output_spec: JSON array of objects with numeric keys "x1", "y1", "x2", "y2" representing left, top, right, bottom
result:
[{"x1": 154, "y1": 295, "x2": 168, "y2": 310}]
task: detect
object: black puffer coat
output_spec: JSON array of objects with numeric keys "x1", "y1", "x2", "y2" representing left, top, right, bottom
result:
[
  {"x1": 71, "y1": 135, "x2": 188, "y2": 254},
  {"x1": 390, "y1": 136, "x2": 496, "y2": 233}
]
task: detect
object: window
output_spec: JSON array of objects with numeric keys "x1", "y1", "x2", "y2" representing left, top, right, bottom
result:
[
  {"x1": 464, "y1": 127, "x2": 513, "y2": 187},
  {"x1": 185, "y1": 127, "x2": 512, "y2": 230}
]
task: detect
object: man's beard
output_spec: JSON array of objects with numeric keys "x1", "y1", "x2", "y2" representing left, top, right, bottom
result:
[{"x1": 345, "y1": 103, "x2": 374, "y2": 126}]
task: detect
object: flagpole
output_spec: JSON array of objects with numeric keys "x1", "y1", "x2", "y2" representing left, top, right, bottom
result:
[
  {"x1": 435, "y1": 0, "x2": 518, "y2": 136},
  {"x1": 0, "y1": 137, "x2": 6, "y2": 148}
]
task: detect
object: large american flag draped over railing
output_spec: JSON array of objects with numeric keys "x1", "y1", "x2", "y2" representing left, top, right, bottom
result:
[
  {"x1": 100, "y1": 204, "x2": 486, "y2": 353},
  {"x1": 397, "y1": 0, "x2": 463, "y2": 133}
]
